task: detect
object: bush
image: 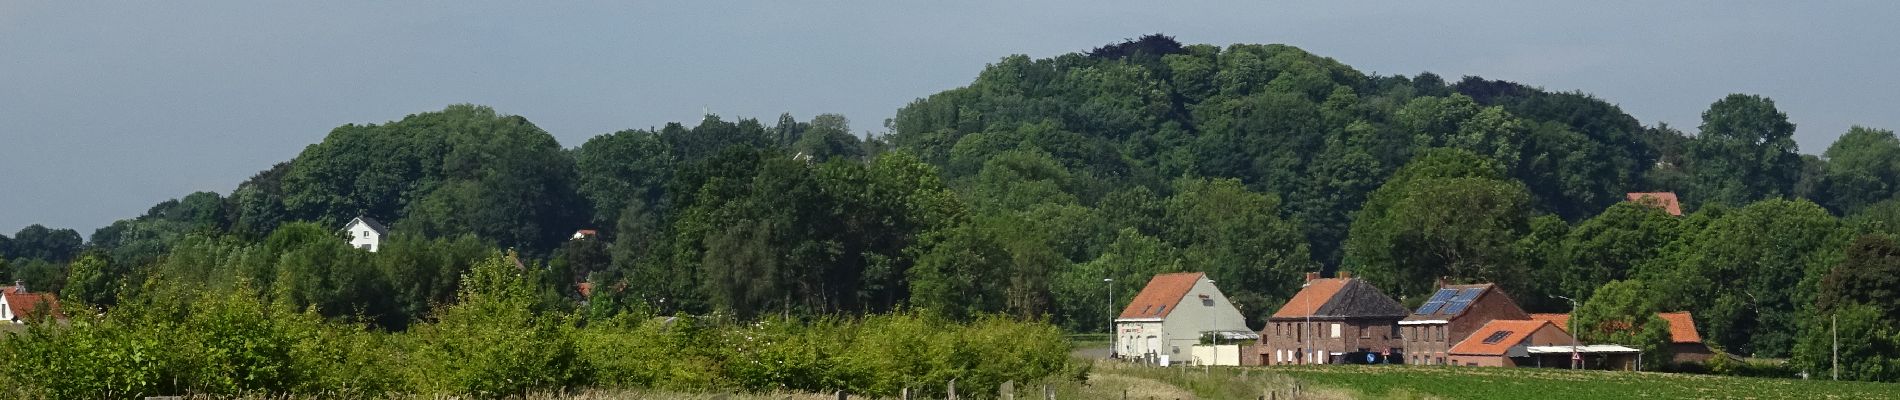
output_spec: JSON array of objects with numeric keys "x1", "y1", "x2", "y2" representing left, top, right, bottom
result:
[{"x1": 0, "y1": 252, "x2": 1080, "y2": 398}]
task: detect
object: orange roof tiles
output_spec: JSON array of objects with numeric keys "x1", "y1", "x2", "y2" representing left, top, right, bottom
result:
[
  {"x1": 1, "y1": 286, "x2": 61, "y2": 321},
  {"x1": 1449, "y1": 319, "x2": 1557, "y2": 356},
  {"x1": 1530, "y1": 313, "x2": 1571, "y2": 332},
  {"x1": 1118, "y1": 272, "x2": 1203, "y2": 319},
  {"x1": 1659, "y1": 311, "x2": 1703, "y2": 344},
  {"x1": 1527, "y1": 312, "x2": 1702, "y2": 344},
  {"x1": 1627, "y1": 192, "x2": 1683, "y2": 216},
  {"x1": 1271, "y1": 278, "x2": 1348, "y2": 318}
]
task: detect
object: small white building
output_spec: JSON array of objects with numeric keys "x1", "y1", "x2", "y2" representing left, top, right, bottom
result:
[
  {"x1": 340, "y1": 216, "x2": 390, "y2": 252},
  {"x1": 1115, "y1": 272, "x2": 1253, "y2": 364},
  {"x1": 0, "y1": 282, "x2": 60, "y2": 324}
]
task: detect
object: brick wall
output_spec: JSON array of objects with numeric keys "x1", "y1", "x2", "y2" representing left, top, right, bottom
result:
[{"x1": 1258, "y1": 317, "x2": 1400, "y2": 364}]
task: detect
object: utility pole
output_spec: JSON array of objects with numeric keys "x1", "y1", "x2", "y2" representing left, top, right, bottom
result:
[
  {"x1": 1105, "y1": 278, "x2": 1115, "y2": 360},
  {"x1": 1555, "y1": 295, "x2": 1581, "y2": 370}
]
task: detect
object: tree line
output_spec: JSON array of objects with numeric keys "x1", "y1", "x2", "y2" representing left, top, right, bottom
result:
[{"x1": 7, "y1": 34, "x2": 1900, "y2": 381}]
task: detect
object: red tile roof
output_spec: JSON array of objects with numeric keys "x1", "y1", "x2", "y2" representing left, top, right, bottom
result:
[
  {"x1": 1659, "y1": 311, "x2": 1703, "y2": 344},
  {"x1": 1272, "y1": 278, "x2": 1348, "y2": 318},
  {"x1": 2, "y1": 286, "x2": 61, "y2": 322},
  {"x1": 1449, "y1": 319, "x2": 1558, "y2": 356},
  {"x1": 1530, "y1": 313, "x2": 1571, "y2": 331},
  {"x1": 1119, "y1": 272, "x2": 1204, "y2": 319},
  {"x1": 1627, "y1": 192, "x2": 1683, "y2": 216},
  {"x1": 1528, "y1": 312, "x2": 1702, "y2": 344}
]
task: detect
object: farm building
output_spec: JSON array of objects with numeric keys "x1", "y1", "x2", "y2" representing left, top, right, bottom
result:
[
  {"x1": 1115, "y1": 272, "x2": 1253, "y2": 365},
  {"x1": 1531, "y1": 311, "x2": 1713, "y2": 365},
  {"x1": 1255, "y1": 272, "x2": 1408, "y2": 365},
  {"x1": 1446, "y1": 319, "x2": 1581, "y2": 367},
  {"x1": 1400, "y1": 283, "x2": 1530, "y2": 365}
]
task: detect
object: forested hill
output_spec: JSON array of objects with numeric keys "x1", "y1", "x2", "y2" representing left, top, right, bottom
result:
[{"x1": 6, "y1": 36, "x2": 1900, "y2": 371}]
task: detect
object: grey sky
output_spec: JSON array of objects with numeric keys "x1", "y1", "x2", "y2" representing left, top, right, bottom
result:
[{"x1": 3, "y1": 1, "x2": 1897, "y2": 236}]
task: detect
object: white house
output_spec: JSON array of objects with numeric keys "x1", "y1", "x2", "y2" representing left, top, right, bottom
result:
[
  {"x1": 0, "y1": 281, "x2": 61, "y2": 324},
  {"x1": 1115, "y1": 272, "x2": 1253, "y2": 364},
  {"x1": 340, "y1": 216, "x2": 390, "y2": 252}
]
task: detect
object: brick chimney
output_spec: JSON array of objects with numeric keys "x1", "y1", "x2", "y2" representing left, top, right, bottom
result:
[
  {"x1": 12, "y1": 280, "x2": 23, "y2": 293},
  {"x1": 1338, "y1": 271, "x2": 1352, "y2": 279},
  {"x1": 1304, "y1": 272, "x2": 1320, "y2": 282}
]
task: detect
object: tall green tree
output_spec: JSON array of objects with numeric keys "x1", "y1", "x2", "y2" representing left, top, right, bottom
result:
[
  {"x1": 1686, "y1": 94, "x2": 1801, "y2": 207},
  {"x1": 1647, "y1": 199, "x2": 1845, "y2": 357},
  {"x1": 1821, "y1": 127, "x2": 1900, "y2": 214},
  {"x1": 1561, "y1": 202, "x2": 1682, "y2": 301},
  {"x1": 1572, "y1": 279, "x2": 1674, "y2": 370},
  {"x1": 10, "y1": 224, "x2": 83, "y2": 263},
  {"x1": 1347, "y1": 149, "x2": 1535, "y2": 299}
]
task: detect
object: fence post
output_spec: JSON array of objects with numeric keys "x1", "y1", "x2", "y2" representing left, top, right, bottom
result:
[
  {"x1": 901, "y1": 387, "x2": 913, "y2": 400},
  {"x1": 834, "y1": 390, "x2": 847, "y2": 400},
  {"x1": 1001, "y1": 380, "x2": 1014, "y2": 400},
  {"x1": 948, "y1": 379, "x2": 958, "y2": 400}
]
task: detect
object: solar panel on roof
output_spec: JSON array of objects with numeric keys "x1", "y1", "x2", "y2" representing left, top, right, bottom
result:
[
  {"x1": 1414, "y1": 288, "x2": 1458, "y2": 314},
  {"x1": 1441, "y1": 288, "x2": 1485, "y2": 315}
]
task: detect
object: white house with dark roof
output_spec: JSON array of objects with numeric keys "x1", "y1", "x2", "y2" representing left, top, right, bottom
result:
[
  {"x1": 1114, "y1": 272, "x2": 1252, "y2": 363},
  {"x1": 341, "y1": 216, "x2": 390, "y2": 252}
]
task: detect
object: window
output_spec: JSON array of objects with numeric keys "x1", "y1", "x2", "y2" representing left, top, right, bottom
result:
[
  {"x1": 1480, "y1": 331, "x2": 1514, "y2": 344},
  {"x1": 1200, "y1": 294, "x2": 1213, "y2": 306},
  {"x1": 363, "y1": 230, "x2": 371, "y2": 237},
  {"x1": 360, "y1": 244, "x2": 371, "y2": 250},
  {"x1": 1330, "y1": 323, "x2": 1341, "y2": 338},
  {"x1": 1142, "y1": 305, "x2": 1152, "y2": 314},
  {"x1": 1436, "y1": 326, "x2": 1445, "y2": 342},
  {"x1": 1157, "y1": 305, "x2": 1167, "y2": 315},
  {"x1": 1360, "y1": 325, "x2": 1371, "y2": 339}
]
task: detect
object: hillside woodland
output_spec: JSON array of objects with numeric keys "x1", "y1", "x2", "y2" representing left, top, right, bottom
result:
[{"x1": 7, "y1": 36, "x2": 1900, "y2": 395}]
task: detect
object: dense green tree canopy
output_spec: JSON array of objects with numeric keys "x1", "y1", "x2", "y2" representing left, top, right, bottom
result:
[{"x1": 19, "y1": 37, "x2": 1900, "y2": 380}]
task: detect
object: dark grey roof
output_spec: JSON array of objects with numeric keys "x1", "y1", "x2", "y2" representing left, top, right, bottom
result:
[
  {"x1": 341, "y1": 216, "x2": 390, "y2": 235},
  {"x1": 1314, "y1": 279, "x2": 1411, "y2": 319},
  {"x1": 1274, "y1": 279, "x2": 1409, "y2": 320}
]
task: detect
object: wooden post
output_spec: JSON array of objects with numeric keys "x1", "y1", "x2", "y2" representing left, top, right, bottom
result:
[
  {"x1": 901, "y1": 387, "x2": 913, "y2": 400},
  {"x1": 1045, "y1": 384, "x2": 1055, "y2": 400},
  {"x1": 948, "y1": 379, "x2": 958, "y2": 400},
  {"x1": 834, "y1": 390, "x2": 847, "y2": 400},
  {"x1": 1121, "y1": 388, "x2": 1128, "y2": 400},
  {"x1": 1001, "y1": 380, "x2": 1015, "y2": 400}
]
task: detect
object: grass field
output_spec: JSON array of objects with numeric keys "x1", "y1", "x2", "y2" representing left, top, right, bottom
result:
[{"x1": 1260, "y1": 364, "x2": 1899, "y2": 400}]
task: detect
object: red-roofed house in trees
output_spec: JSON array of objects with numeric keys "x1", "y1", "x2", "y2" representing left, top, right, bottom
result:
[
  {"x1": 1533, "y1": 311, "x2": 1714, "y2": 365},
  {"x1": 1400, "y1": 283, "x2": 1530, "y2": 365},
  {"x1": 1115, "y1": 272, "x2": 1252, "y2": 363},
  {"x1": 1257, "y1": 272, "x2": 1409, "y2": 365},
  {"x1": 0, "y1": 281, "x2": 62, "y2": 324},
  {"x1": 1627, "y1": 192, "x2": 1683, "y2": 216}
]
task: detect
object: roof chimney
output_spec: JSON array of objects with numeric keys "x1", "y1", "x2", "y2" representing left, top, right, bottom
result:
[
  {"x1": 1305, "y1": 272, "x2": 1320, "y2": 282},
  {"x1": 12, "y1": 280, "x2": 23, "y2": 293},
  {"x1": 1338, "y1": 271, "x2": 1352, "y2": 279},
  {"x1": 1434, "y1": 276, "x2": 1449, "y2": 288}
]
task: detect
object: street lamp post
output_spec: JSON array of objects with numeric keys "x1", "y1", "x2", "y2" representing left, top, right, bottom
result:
[
  {"x1": 1555, "y1": 295, "x2": 1581, "y2": 370},
  {"x1": 1105, "y1": 278, "x2": 1115, "y2": 360}
]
